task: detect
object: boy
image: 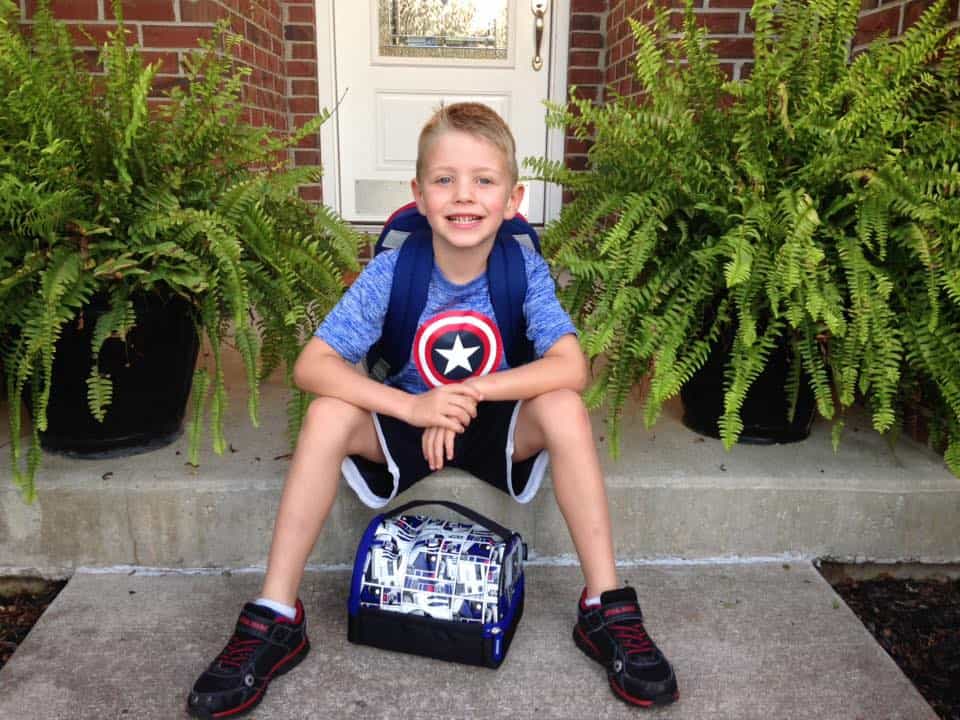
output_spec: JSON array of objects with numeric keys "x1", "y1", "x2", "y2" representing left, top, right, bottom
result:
[{"x1": 187, "y1": 103, "x2": 678, "y2": 718}]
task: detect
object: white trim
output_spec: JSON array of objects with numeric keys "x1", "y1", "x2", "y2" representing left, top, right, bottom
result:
[
  {"x1": 316, "y1": 0, "x2": 570, "y2": 223},
  {"x1": 340, "y1": 413, "x2": 400, "y2": 508},
  {"x1": 544, "y1": 0, "x2": 570, "y2": 224},
  {"x1": 505, "y1": 400, "x2": 549, "y2": 503},
  {"x1": 316, "y1": 0, "x2": 341, "y2": 215}
]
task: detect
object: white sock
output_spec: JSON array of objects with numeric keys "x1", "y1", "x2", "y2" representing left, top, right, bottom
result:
[
  {"x1": 585, "y1": 595, "x2": 601, "y2": 607},
  {"x1": 254, "y1": 597, "x2": 297, "y2": 620}
]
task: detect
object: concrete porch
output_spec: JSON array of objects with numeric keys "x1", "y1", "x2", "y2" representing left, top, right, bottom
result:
[{"x1": 2, "y1": 373, "x2": 958, "y2": 573}]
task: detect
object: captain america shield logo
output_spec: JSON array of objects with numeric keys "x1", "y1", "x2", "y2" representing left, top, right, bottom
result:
[{"x1": 413, "y1": 310, "x2": 504, "y2": 387}]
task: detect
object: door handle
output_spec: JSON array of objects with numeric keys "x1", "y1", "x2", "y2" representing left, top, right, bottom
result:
[{"x1": 532, "y1": 0, "x2": 547, "y2": 71}]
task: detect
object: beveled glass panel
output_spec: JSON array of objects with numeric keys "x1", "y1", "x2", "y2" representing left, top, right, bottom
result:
[{"x1": 378, "y1": 0, "x2": 509, "y2": 61}]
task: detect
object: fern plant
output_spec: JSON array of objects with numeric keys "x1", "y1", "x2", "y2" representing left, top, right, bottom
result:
[
  {"x1": 530, "y1": 0, "x2": 960, "y2": 475},
  {"x1": 0, "y1": 1, "x2": 361, "y2": 501}
]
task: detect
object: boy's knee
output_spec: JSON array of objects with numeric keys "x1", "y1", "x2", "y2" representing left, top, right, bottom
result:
[
  {"x1": 299, "y1": 396, "x2": 381, "y2": 461},
  {"x1": 530, "y1": 389, "x2": 590, "y2": 433},
  {"x1": 303, "y1": 396, "x2": 366, "y2": 434},
  {"x1": 534, "y1": 388, "x2": 585, "y2": 411}
]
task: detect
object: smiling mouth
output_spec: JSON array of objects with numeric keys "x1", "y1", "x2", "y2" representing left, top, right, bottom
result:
[{"x1": 447, "y1": 215, "x2": 483, "y2": 225}]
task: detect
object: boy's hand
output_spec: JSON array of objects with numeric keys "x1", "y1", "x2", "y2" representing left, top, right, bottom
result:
[
  {"x1": 422, "y1": 426, "x2": 457, "y2": 471},
  {"x1": 404, "y1": 383, "x2": 483, "y2": 432}
]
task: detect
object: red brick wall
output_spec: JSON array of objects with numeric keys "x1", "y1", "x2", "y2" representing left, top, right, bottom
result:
[
  {"x1": 856, "y1": 0, "x2": 960, "y2": 51},
  {"x1": 282, "y1": 0, "x2": 321, "y2": 201},
  {"x1": 603, "y1": 0, "x2": 960, "y2": 101},
  {"x1": 567, "y1": 0, "x2": 608, "y2": 172},
  {"x1": 24, "y1": 0, "x2": 322, "y2": 198},
  {"x1": 606, "y1": 0, "x2": 755, "y2": 95}
]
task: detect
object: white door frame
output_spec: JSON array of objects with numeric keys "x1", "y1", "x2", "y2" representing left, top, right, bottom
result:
[{"x1": 314, "y1": 0, "x2": 571, "y2": 225}]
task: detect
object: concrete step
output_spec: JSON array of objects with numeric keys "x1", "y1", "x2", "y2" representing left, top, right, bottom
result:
[
  {"x1": 0, "y1": 564, "x2": 937, "y2": 719},
  {"x1": 2, "y1": 380, "x2": 959, "y2": 572}
]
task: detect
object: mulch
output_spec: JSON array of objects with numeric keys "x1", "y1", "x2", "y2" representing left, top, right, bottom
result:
[
  {"x1": 2, "y1": 575, "x2": 959, "y2": 719},
  {"x1": 832, "y1": 575, "x2": 960, "y2": 720},
  {"x1": 0, "y1": 579, "x2": 67, "y2": 672}
]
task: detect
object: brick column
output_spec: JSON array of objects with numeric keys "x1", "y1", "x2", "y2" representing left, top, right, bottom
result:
[
  {"x1": 566, "y1": 0, "x2": 608, "y2": 174},
  {"x1": 282, "y1": 1, "x2": 321, "y2": 202}
]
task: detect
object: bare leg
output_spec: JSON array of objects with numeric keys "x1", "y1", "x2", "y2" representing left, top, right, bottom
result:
[
  {"x1": 512, "y1": 390, "x2": 618, "y2": 598},
  {"x1": 259, "y1": 397, "x2": 384, "y2": 606}
]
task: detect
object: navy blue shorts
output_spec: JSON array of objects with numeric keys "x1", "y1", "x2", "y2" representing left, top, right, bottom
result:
[{"x1": 340, "y1": 400, "x2": 550, "y2": 508}]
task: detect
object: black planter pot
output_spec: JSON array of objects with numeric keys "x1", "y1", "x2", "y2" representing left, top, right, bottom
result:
[
  {"x1": 39, "y1": 293, "x2": 200, "y2": 457},
  {"x1": 680, "y1": 332, "x2": 817, "y2": 444}
]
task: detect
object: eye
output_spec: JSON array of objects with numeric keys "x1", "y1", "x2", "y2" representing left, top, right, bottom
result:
[
  {"x1": 476, "y1": 177, "x2": 494, "y2": 185},
  {"x1": 434, "y1": 176, "x2": 453, "y2": 185}
]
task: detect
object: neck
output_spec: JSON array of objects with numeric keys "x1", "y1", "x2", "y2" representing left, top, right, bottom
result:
[{"x1": 432, "y1": 239, "x2": 492, "y2": 284}]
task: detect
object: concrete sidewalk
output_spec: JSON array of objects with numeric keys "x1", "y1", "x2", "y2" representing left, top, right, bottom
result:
[{"x1": 0, "y1": 563, "x2": 936, "y2": 720}]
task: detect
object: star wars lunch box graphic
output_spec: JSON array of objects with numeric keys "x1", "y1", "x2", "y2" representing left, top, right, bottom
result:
[
  {"x1": 357, "y1": 514, "x2": 523, "y2": 624},
  {"x1": 348, "y1": 501, "x2": 526, "y2": 667},
  {"x1": 414, "y1": 310, "x2": 504, "y2": 387}
]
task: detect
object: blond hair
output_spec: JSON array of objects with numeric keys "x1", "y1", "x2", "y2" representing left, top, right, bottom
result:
[{"x1": 416, "y1": 102, "x2": 518, "y2": 185}]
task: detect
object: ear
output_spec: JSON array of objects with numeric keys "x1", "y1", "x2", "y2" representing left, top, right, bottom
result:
[
  {"x1": 503, "y1": 183, "x2": 525, "y2": 220},
  {"x1": 411, "y1": 178, "x2": 426, "y2": 215}
]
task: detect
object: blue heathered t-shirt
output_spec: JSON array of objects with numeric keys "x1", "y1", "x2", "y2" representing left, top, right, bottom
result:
[{"x1": 315, "y1": 245, "x2": 577, "y2": 395}]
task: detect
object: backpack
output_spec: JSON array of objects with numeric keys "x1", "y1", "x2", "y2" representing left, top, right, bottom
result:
[{"x1": 365, "y1": 202, "x2": 541, "y2": 383}]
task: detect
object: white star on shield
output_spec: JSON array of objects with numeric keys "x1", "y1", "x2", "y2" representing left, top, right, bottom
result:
[{"x1": 435, "y1": 333, "x2": 481, "y2": 375}]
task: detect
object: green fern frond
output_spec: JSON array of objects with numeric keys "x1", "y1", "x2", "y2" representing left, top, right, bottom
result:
[
  {"x1": 85, "y1": 372, "x2": 114, "y2": 423},
  {"x1": 186, "y1": 367, "x2": 211, "y2": 467}
]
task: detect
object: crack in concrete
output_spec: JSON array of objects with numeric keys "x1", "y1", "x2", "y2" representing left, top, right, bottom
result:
[{"x1": 124, "y1": 492, "x2": 140, "y2": 566}]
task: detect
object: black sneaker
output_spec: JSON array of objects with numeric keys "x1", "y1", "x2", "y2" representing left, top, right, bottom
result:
[
  {"x1": 573, "y1": 587, "x2": 678, "y2": 707},
  {"x1": 187, "y1": 599, "x2": 310, "y2": 718}
]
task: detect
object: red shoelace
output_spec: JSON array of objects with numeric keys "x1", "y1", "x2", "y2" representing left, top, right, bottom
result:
[
  {"x1": 217, "y1": 636, "x2": 261, "y2": 668},
  {"x1": 609, "y1": 621, "x2": 654, "y2": 655}
]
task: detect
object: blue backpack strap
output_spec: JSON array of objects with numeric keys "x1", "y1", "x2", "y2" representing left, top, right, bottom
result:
[
  {"x1": 367, "y1": 205, "x2": 432, "y2": 381},
  {"x1": 500, "y1": 215, "x2": 541, "y2": 254},
  {"x1": 379, "y1": 228, "x2": 434, "y2": 378},
  {"x1": 369, "y1": 205, "x2": 540, "y2": 380},
  {"x1": 487, "y1": 230, "x2": 534, "y2": 369},
  {"x1": 375, "y1": 202, "x2": 424, "y2": 254}
]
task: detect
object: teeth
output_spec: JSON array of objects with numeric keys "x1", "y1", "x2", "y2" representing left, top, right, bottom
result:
[{"x1": 449, "y1": 215, "x2": 480, "y2": 223}]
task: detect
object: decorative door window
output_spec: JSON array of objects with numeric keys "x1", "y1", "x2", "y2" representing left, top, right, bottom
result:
[{"x1": 377, "y1": 0, "x2": 509, "y2": 60}]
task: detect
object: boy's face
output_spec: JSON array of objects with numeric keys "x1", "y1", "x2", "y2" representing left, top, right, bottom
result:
[{"x1": 411, "y1": 130, "x2": 524, "y2": 256}]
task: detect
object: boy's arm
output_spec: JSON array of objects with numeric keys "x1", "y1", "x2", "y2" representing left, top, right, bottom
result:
[
  {"x1": 463, "y1": 334, "x2": 588, "y2": 401},
  {"x1": 293, "y1": 337, "x2": 482, "y2": 432},
  {"x1": 422, "y1": 335, "x2": 586, "y2": 470}
]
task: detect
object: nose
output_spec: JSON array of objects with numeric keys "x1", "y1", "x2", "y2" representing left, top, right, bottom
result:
[{"x1": 454, "y1": 179, "x2": 474, "y2": 203}]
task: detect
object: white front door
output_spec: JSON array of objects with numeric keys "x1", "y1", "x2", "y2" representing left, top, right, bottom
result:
[{"x1": 318, "y1": 0, "x2": 567, "y2": 225}]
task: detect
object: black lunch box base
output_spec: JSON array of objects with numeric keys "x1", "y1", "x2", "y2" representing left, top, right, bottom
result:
[{"x1": 348, "y1": 595, "x2": 524, "y2": 668}]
